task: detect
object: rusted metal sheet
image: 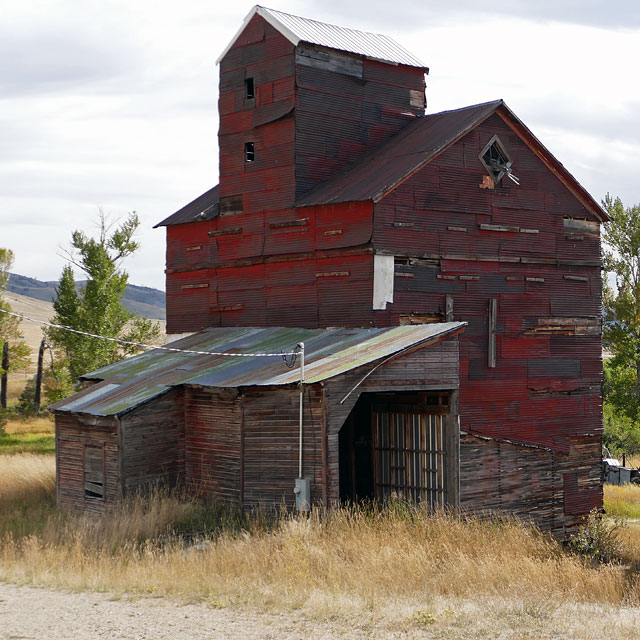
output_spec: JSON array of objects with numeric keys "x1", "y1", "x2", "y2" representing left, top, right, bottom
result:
[
  {"x1": 51, "y1": 324, "x2": 465, "y2": 417},
  {"x1": 155, "y1": 186, "x2": 219, "y2": 228}
]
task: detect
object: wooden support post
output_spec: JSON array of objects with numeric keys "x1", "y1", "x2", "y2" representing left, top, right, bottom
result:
[
  {"x1": 488, "y1": 298, "x2": 497, "y2": 368},
  {"x1": 445, "y1": 389, "x2": 460, "y2": 509},
  {"x1": 34, "y1": 338, "x2": 46, "y2": 411},
  {"x1": 445, "y1": 294, "x2": 454, "y2": 322},
  {"x1": 0, "y1": 341, "x2": 8, "y2": 409}
]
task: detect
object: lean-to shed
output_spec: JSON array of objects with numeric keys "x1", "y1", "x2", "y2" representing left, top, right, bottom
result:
[{"x1": 52, "y1": 324, "x2": 465, "y2": 512}]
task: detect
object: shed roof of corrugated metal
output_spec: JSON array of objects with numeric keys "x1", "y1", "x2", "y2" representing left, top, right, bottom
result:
[
  {"x1": 50, "y1": 323, "x2": 465, "y2": 417},
  {"x1": 154, "y1": 185, "x2": 219, "y2": 228},
  {"x1": 297, "y1": 99, "x2": 607, "y2": 221},
  {"x1": 216, "y1": 6, "x2": 426, "y2": 69}
]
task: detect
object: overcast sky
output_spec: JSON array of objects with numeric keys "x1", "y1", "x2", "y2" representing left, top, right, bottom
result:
[{"x1": 2, "y1": 0, "x2": 639, "y2": 291}]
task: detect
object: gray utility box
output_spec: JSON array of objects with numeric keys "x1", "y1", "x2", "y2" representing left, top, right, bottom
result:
[{"x1": 294, "y1": 477, "x2": 311, "y2": 511}]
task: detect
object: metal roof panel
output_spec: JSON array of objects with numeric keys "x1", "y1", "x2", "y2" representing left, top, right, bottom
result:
[
  {"x1": 53, "y1": 324, "x2": 465, "y2": 416},
  {"x1": 216, "y1": 6, "x2": 426, "y2": 68}
]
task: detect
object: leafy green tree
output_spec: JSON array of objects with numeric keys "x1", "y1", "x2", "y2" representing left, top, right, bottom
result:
[
  {"x1": 602, "y1": 195, "x2": 640, "y2": 452},
  {"x1": 0, "y1": 248, "x2": 31, "y2": 375},
  {"x1": 49, "y1": 212, "x2": 160, "y2": 384},
  {"x1": 602, "y1": 195, "x2": 640, "y2": 381}
]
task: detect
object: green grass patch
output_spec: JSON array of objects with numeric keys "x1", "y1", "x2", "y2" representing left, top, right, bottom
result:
[
  {"x1": 603, "y1": 484, "x2": 640, "y2": 519},
  {"x1": 0, "y1": 432, "x2": 55, "y2": 454}
]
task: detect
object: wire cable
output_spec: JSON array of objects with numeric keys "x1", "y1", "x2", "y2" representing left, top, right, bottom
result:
[{"x1": 0, "y1": 307, "x2": 297, "y2": 358}]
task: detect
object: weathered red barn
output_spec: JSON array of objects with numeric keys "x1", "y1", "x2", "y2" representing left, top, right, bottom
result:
[{"x1": 53, "y1": 6, "x2": 605, "y2": 535}]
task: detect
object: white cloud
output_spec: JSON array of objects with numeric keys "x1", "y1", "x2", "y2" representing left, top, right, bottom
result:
[{"x1": 1, "y1": 1, "x2": 639, "y2": 291}]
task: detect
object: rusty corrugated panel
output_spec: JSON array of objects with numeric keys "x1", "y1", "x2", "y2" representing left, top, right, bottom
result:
[
  {"x1": 52, "y1": 324, "x2": 465, "y2": 417},
  {"x1": 217, "y1": 6, "x2": 426, "y2": 69},
  {"x1": 155, "y1": 186, "x2": 219, "y2": 228},
  {"x1": 297, "y1": 101, "x2": 502, "y2": 207}
]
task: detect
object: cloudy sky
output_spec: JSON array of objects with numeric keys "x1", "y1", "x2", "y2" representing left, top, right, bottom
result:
[{"x1": 2, "y1": 0, "x2": 639, "y2": 291}]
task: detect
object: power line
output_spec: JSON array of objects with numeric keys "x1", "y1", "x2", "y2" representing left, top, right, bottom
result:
[{"x1": 0, "y1": 308, "x2": 297, "y2": 358}]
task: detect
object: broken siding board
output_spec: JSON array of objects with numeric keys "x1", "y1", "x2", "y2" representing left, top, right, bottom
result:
[{"x1": 55, "y1": 413, "x2": 119, "y2": 513}]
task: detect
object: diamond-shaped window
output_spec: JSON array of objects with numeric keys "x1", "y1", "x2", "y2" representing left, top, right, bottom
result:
[{"x1": 479, "y1": 135, "x2": 518, "y2": 186}]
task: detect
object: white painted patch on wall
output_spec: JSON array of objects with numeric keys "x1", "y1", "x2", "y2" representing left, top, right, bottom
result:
[{"x1": 373, "y1": 255, "x2": 395, "y2": 310}]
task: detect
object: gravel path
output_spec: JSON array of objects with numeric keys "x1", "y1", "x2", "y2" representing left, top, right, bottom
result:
[{"x1": 0, "y1": 582, "x2": 364, "y2": 640}]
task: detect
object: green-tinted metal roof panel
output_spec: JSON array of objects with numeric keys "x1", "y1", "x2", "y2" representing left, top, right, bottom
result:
[{"x1": 53, "y1": 324, "x2": 464, "y2": 417}]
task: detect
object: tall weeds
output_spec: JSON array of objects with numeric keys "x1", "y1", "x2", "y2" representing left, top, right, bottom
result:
[{"x1": 1, "y1": 453, "x2": 640, "y2": 614}]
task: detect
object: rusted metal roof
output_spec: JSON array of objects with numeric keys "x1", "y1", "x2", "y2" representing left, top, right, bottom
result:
[
  {"x1": 297, "y1": 101, "x2": 503, "y2": 207},
  {"x1": 50, "y1": 324, "x2": 465, "y2": 417},
  {"x1": 155, "y1": 185, "x2": 219, "y2": 228},
  {"x1": 216, "y1": 6, "x2": 426, "y2": 69},
  {"x1": 297, "y1": 99, "x2": 607, "y2": 221}
]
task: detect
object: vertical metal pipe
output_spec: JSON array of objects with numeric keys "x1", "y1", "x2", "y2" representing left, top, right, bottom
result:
[{"x1": 298, "y1": 342, "x2": 305, "y2": 478}]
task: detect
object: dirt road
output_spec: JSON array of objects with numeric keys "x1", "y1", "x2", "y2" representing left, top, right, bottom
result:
[{"x1": 0, "y1": 582, "x2": 361, "y2": 640}]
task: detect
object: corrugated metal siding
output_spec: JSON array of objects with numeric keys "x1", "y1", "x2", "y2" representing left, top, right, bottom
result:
[
  {"x1": 219, "y1": 14, "x2": 297, "y2": 214},
  {"x1": 371, "y1": 113, "x2": 603, "y2": 467},
  {"x1": 295, "y1": 55, "x2": 425, "y2": 199}
]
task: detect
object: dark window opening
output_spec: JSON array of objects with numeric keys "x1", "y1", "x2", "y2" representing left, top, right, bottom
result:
[
  {"x1": 245, "y1": 142, "x2": 255, "y2": 163},
  {"x1": 245, "y1": 78, "x2": 255, "y2": 100},
  {"x1": 84, "y1": 444, "x2": 104, "y2": 499},
  {"x1": 479, "y1": 135, "x2": 520, "y2": 186}
]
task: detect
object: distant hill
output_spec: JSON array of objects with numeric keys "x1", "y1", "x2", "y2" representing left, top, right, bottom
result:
[{"x1": 7, "y1": 273, "x2": 166, "y2": 320}]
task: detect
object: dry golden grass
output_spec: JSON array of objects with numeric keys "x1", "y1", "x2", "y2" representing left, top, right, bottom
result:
[
  {"x1": 4, "y1": 415, "x2": 54, "y2": 436},
  {"x1": 1, "y1": 454, "x2": 640, "y2": 618},
  {"x1": 4, "y1": 453, "x2": 640, "y2": 638}
]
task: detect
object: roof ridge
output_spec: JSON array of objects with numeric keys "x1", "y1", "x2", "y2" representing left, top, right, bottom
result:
[{"x1": 216, "y1": 5, "x2": 425, "y2": 68}]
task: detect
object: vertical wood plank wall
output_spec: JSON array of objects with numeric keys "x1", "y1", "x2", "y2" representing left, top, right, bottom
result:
[
  {"x1": 121, "y1": 389, "x2": 185, "y2": 495},
  {"x1": 184, "y1": 387, "x2": 242, "y2": 502},
  {"x1": 242, "y1": 385, "x2": 324, "y2": 510},
  {"x1": 55, "y1": 413, "x2": 119, "y2": 513}
]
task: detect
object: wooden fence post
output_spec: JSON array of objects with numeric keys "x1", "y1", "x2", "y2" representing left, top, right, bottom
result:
[{"x1": 0, "y1": 341, "x2": 8, "y2": 409}]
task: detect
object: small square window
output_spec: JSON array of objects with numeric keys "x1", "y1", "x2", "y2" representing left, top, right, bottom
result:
[
  {"x1": 245, "y1": 78, "x2": 255, "y2": 100},
  {"x1": 479, "y1": 135, "x2": 519, "y2": 185},
  {"x1": 245, "y1": 142, "x2": 255, "y2": 163}
]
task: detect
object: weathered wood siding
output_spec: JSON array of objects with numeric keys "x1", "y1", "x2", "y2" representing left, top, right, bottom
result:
[
  {"x1": 370, "y1": 114, "x2": 602, "y2": 446},
  {"x1": 55, "y1": 413, "x2": 119, "y2": 513},
  {"x1": 120, "y1": 389, "x2": 185, "y2": 495},
  {"x1": 242, "y1": 385, "x2": 325, "y2": 510},
  {"x1": 460, "y1": 433, "x2": 602, "y2": 535},
  {"x1": 184, "y1": 387, "x2": 242, "y2": 502},
  {"x1": 324, "y1": 338, "x2": 460, "y2": 502},
  {"x1": 295, "y1": 48, "x2": 425, "y2": 198}
]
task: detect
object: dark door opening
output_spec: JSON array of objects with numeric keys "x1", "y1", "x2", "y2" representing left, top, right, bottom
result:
[{"x1": 339, "y1": 392, "x2": 451, "y2": 506}]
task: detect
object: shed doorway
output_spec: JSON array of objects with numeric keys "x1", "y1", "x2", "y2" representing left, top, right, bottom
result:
[{"x1": 339, "y1": 392, "x2": 453, "y2": 507}]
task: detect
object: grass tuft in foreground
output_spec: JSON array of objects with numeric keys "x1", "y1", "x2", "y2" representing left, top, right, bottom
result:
[{"x1": 2, "y1": 453, "x2": 640, "y2": 621}]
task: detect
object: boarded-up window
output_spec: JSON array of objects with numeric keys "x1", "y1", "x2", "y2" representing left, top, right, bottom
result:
[
  {"x1": 84, "y1": 444, "x2": 104, "y2": 499},
  {"x1": 373, "y1": 410, "x2": 446, "y2": 506}
]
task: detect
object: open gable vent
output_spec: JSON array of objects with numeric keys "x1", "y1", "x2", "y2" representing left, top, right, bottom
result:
[{"x1": 479, "y1": 135, "x2": 520, "y2": 186}]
